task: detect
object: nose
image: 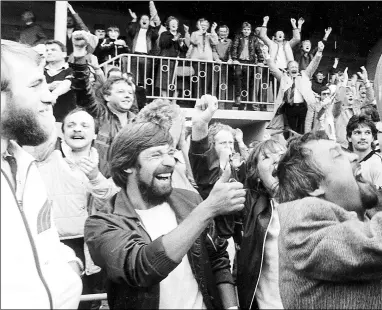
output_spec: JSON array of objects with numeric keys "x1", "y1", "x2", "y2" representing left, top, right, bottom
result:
[
  {"x1": 162, "y1": 153, "x2": 176, "y2": 167},
  {"x1": 40, "y1": 81, "x2": 55, "y2": 105}
]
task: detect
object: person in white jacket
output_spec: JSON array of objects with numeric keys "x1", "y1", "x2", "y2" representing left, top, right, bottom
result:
[
  {"x1": 27, "y1": 107, "x2": 119, "y2": 309},
  {"x1": 1, "y1": 40, "x2": 83, "y2": 309}
]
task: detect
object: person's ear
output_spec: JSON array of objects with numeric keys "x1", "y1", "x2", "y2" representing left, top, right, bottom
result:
[
  {"x1": 347, "y1": 136, "x2": 352, "y2": 143},
  {"x1": 308, "y1": 185, "x2": 325, "y2": 197},
  {"x1": 103, "y1": 94, "x2": 110, "y2": 102}
]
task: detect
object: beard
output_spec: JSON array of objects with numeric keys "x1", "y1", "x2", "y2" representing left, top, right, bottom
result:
[
  {"x1": 0, "y1": 98, "x2": 48, "y2": 146},
  {"x1": 136, "y1": 165, "x2": 173, "y2": 206}
]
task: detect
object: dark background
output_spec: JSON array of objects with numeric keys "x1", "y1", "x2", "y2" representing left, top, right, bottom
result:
[{"x1": 74, "y1": 1, "x2": 382, "y2": 57}]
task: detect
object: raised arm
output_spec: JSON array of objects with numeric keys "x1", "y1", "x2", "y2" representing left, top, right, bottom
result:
[
  {"x1": 259, "y1": 16, "x2": 275, "y2": 48},
  {"x1": 263, "y1": 45, "x2": 283, "y2": 81},
  {"x1": 305, "y1": 41, "x2": 324, "y2": 78},
  {"x1": 289, "y1": 17, "x2": 301, "y2": 49},
  {"x1": 357, "y1": 66, "x2": 376, "y2": 105},
  {"x1": 68, "y1": 2, "x2": 89, "y2": 32}
]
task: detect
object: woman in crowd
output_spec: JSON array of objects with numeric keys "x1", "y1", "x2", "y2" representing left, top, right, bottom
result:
[
  {"x1": 155, "y1": 16, "x2": 189, "y2": 102},
  {"x1": 236, "y1": 139, "x2": 286, "y2": 310}
]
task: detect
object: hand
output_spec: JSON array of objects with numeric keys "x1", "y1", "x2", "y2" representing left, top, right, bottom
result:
[
  {"x1": 231, "y1": 152, "x2": 243, "y2": 169},
  {"x1": 233, "y1": 60, "x2": 240, "y2": 65},
  {"x1": 203, "y1": 165, "x2": 246, "y2": 217},
  {"x1": 325, "y1": 27, "x2": 332, "y2": 37},
  {"x1": 350, "y1": 74, "x2": 358, "y2": 86},
  {"x1": 193, "y1": 94, "x2": 218, "y2": 125},
  {"x1": 263, "y1": 16, "x2": 269, "y2": 25},
  {"x1": 357, "y1": 66, "x2": 369, "y2": 82},
  {"x1": 211, "y1": 22, "x2": 217, "y2": 33},
  {"x1": 290, "y1": 18, "x2": 297, "y2": 28},
  {"x1": 183, "y1": 24, "x2": 189, "y2": 33},
  {"x1": 220, "y1": 148, "x2": 232, "y2": 169},
  {"x1": 297, "y1": 17, "x2": 305, "y2": 26},
  {"x1": 115, "y1": 39, "x2": 127, "y2": 46},
  {"x1": 78, "y1": 157, "x2": 99, "y2": 181},
  {"x1": 334, "y1": 57, "x2": 339, "y2": 64},
  {"x1": 128, "y1": 9, "x2": 137, "y2": 20},
  {"x1": 317, "y1": 41, "x2": 325, "y2": 52},
  {"x1": 234, "y1": 128, "x2": 244, "y2": 143},
  {"x1": 172, "y1": 33, "x2": 181, "y2": 41},
  {"x1": 227, "y1": 59, "x2": 233, "y2": 65},
  {"x1": 72, "y1": 30, "x2": 90, "y2": 49}
]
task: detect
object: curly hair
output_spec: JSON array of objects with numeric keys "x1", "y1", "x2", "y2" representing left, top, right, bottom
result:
[
  {"x1": 207, "y1": 122, "x2": 235, "y2": 147},
  {"x1": 135, "y1": 98, "x2": 181, "y2": 130}
]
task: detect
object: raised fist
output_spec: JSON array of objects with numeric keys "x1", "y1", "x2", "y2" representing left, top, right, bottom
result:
[
  {"x1": 317, "y1": 41, "x2": 325, "y2": 52},
  {"x1": 211, "y1": 22, "x2": 218, "y2": 32},
  {"x1": 298, "y1": 17, "x2": 305, "y2": 25},
  {"x1": 193, "y1": 94, "x2": 219, "y2": 125},
  {"x1": 290, "y1": 18, "x2": 297, "y2": 27},
  {"x1": 263, "y1": 16, "x2": 270, "y2": 23}
]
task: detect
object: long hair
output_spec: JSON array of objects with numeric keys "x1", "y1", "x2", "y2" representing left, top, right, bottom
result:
[
  {"x1": 246, "y1": 139, "x2": 285, "y2": 195},
  {"x1": 276, "y1": 131, "x2": 328, "y2": 203},
  {"x1": 346, "y1": 114, "x2": 378, "y2": 151},
  {"x1": 110, "y1": 122, "x2": 173, "y2": 188}
]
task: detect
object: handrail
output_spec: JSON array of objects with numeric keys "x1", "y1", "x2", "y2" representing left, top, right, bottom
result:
[
  {"x1": 80, "y1": 293, "x2": 107, "y2": 302},
  {"x1": 98, "y1": 53, "x2": 278, "y2": 109}
]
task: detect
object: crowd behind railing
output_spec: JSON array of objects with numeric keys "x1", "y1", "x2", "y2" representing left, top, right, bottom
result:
[{"x1": 3, "y1": 1, "x2": 381, "y2": 309}]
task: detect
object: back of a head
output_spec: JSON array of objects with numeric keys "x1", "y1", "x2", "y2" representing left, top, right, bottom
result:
[
  {"x1": 1, "y1": 40, "x2": 41, "y2": 92},
  {"x1": 276, "y1": 131, "x2": 329, "y2": 203},
  {"x1": 110, "y1": 122, "x2": 173, "y2": 189},
  {"x1": 135, "y1": 98, "x2": 180, "y2": 130}
]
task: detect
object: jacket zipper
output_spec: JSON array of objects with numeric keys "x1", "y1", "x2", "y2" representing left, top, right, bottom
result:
[
  {"x1": 249, "y1": 198, "x2": 274, "y2": 309},
  {"x1": 2, "y1": 165, "x2": 54, "y2": 310}
]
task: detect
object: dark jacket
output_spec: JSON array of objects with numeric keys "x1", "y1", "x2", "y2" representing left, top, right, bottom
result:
[
  {"x1": 68, "y1": 56, "x2": 135, "y2": 178},
  {"x1": 236, "y1": 190, "x2": 273, "y2": 310},
  {"x1": 159, "y1": 30, "x2": 188, "y2": 57},
  {"x1": 126, "y1": 22, "x2": 160, "y2": 55},
  {"x1": 19, "y1": 23, "x2": 47, "y2": 46},
  {"x1": 231, "y1": 34, "x2": 264, "y2": 64},
  {"x1": 99, "y1": 37, "x2": 130, "y2": 63},
  {"x1": 84, "y1": 188, "x2": 234, "y2": 309}
]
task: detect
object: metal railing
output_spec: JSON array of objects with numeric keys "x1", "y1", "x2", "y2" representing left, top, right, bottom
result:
[{"x1": 99, "y1": 53, "x2": 278, "y2": 110}]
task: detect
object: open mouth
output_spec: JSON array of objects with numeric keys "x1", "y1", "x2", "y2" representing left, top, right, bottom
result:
[
  {"x1": 71, "y1": 136, "x2": 85, "y2": 140},
  {"x1": 155, "y1": 173, "x2": 172, "y2": 182}
]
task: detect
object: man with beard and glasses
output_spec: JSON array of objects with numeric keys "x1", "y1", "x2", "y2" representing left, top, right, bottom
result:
[
  {"x1": 275, "y1": 130, "x2": 382, "y2": 309},
  {"x1": 84, "y1": 121, "x2": 245, "y2": 310},
  {"x1": 1, "y1": 40, "x2": 83, "y2": 308}
]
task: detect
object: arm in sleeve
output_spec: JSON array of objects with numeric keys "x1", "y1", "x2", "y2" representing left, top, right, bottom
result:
[
  {"x1": 365, "y1": 81, "x2": 376, "y2": 105},
  {"x1": 72, "y1": 13, "x2": 89, "y2": 31},
  {"x1": 332, "y1": 86, "x2": 345, "y2": 119},
  {"x1": 288, "y1": 27, "x2": 301, "y2": 49},
  {"x1": 158, "y1": 32, "x2": 173, "y2": 50},
  {"x1": 209, "y1": 32, "x2": 219, "y2": 46},
  {"x1": 266, "y1": 56, "x2": 283, "y2": 81},
  {"x1": 68, "y1": 56, "x2": 105, "y2": 119},
  {"x1": 280, "y1": 201, "x2": 382, "y2": 282},
  {"x1": 305, "y1": 51, "x2": 323, "y2": 79},
  {"x1": 259, "y1": 26, "x2": 274, "y2": 49},
  {"x1": 35, "y1": 25, "x2": 47, "y2": 45},
  {"x1": 85, "y1": 215, "x2": 180, "y2": 287},
  {"x1": 230, "y1": 35, "x2": 240, "y2": 61}
]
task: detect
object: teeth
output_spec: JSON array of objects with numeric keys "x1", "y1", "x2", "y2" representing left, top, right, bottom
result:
[{"x1": 157, "y1": 173, "x2": 171, "y2": 178}]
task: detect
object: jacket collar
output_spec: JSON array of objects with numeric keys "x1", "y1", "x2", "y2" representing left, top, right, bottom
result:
[{"x1": 113, "y1": 188, "x2": 196, "y2": 223}]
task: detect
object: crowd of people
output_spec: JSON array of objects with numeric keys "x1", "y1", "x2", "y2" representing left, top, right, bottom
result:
[{"x1": 2, "y1": 1, "x2": 382, "y2": 310}]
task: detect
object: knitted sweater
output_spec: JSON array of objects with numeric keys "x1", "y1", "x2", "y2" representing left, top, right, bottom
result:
[{"x1": 278, "y1": 197, "x2": 382, "y2": 309}]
